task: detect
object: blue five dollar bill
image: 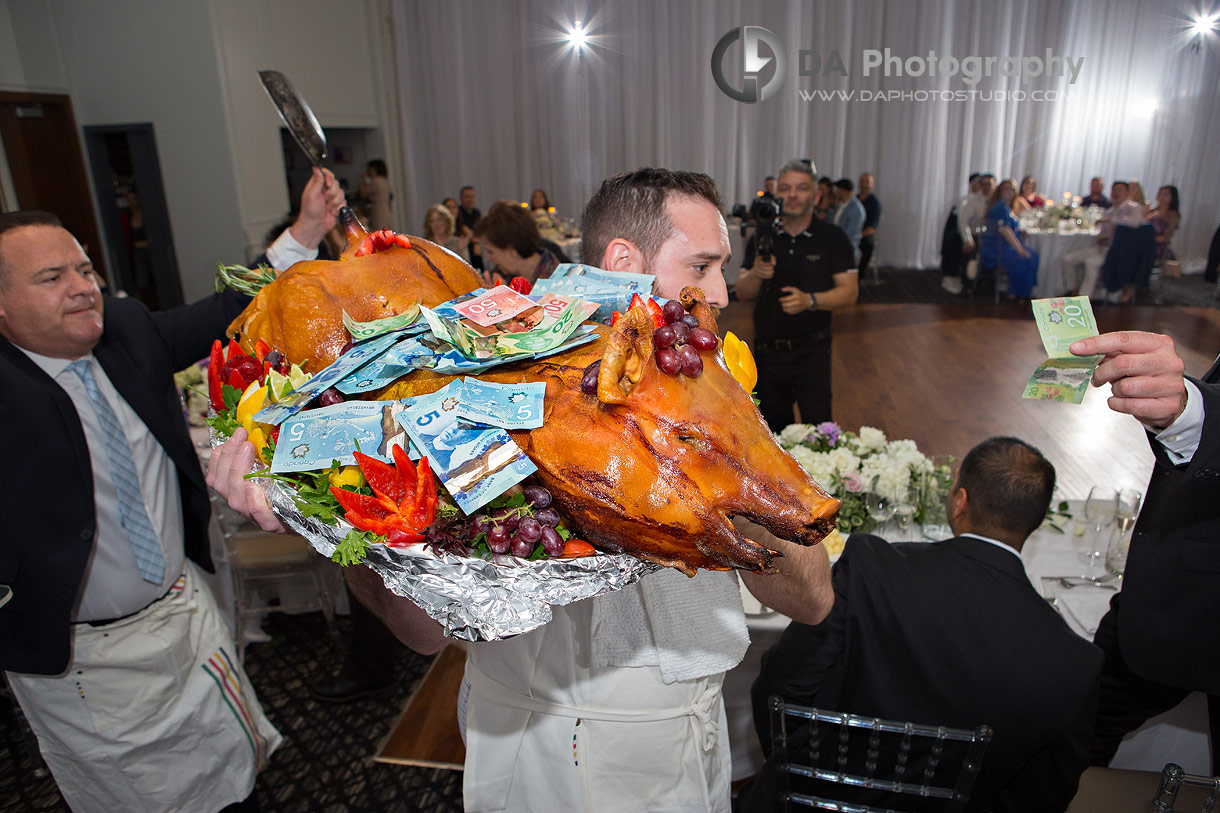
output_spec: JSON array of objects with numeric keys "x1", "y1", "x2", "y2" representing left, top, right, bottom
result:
[
  {"x1": 397, "y1": 381, "x2": 537, "y2": 514},
  {"x1": 269, "y1": 400, "x2": 420, "y2": 474},
  {"x1": 457, "y1": 379, "x2": 546, "y2": 430}
]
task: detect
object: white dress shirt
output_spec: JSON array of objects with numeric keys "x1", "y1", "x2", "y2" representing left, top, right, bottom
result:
[
  {"x1": 20, "y1": 349, "x2": 185, "y2": 620},
  {"x1": 264, "y1": 227, "x2": 318, "y2": 270}
]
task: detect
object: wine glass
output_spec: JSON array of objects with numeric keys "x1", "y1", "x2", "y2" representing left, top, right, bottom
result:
[
  {"x1": 1106, "y1": 490, "x2": 1141, "y2": 576},
  {"x1": 865, "y1": 490, "x2": 895, "y2": 537},
  {"x1": 1082, "y1": 486, "x2": 1117, "y2": 575},
  {"x1": 892, "y1": 483, "x2": 917, "y2": 539}
]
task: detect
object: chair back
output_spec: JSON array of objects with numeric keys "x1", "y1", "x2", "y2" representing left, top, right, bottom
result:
[
  {"x1": 1152, "y1": 763, "x2": 1220, "y2": 813},
  {"x1": 769, "y1": 697, "x2": 992, "y2": 812},
  {"x1": 1101, "y1": 224, "x2": 1157, "y2": 292}
]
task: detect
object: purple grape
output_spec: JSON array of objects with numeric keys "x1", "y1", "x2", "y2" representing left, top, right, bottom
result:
[
  {"x1": 510, "y1": 536, "x2": 534, "y2": 558},
  {"x1": 679, "y1": 344, "x2": 703, "y2": 377},
  {"x1": 523, "y1": 485, "x2": 552, "y2": 508},
  {"x1": 535, "y1": 507, "x2": 561, "y2": 527},
  {"x1": 688, "y1": 327, "x2": 719, "y2": 351},
  {"x1": 468, "y1": 515, "x2": 493, "y2": 538},
  {"x1": 653, "y1": 325, "x2": 678, "y2": 348},
  {"x1": 670, "y1": 322, "x2": 690, "y2": 345},
  {"x1": 490, "y1": 510, "x2": 520, "y2": 531},
  {"x1": 661, "y1": 300, "x2": 685, "y2": 325},
  {"x1": 681, "y1": 313, "x2": 699, "y2": 328},
  {"x1": 655, "y1": 346, "x2": 682, "y2": 374},
  {"x1": 516, "y1": 517, "x2": 543, "y2": 544},
  {"x1": 580, "y1": 360, "x2": 601, "y2": 395},
  {"x1": 541, "y1": 526, "x2": 564, "y2": 556},
  {"x1": 487, "y1": 525, "x2": 511, "y2": 553},
  {"x1": 263, "y1": 349, "x2": 284, "y2": 370},
  {"x1": 340, "y1": 339, "x2": 355, "y2": 355},
  {"x1": 317, "y1": 388, "x2": 345, "y2": 407}
]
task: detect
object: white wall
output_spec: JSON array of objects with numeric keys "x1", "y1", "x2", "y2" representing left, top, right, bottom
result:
[{"x1": 0, "y1": 0, "x2": 393, "y2": 302}]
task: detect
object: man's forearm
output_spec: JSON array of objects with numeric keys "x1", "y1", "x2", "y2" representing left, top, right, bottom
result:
[{"x1": 738, "y1": 521, "x2": 834, "y2": 625}]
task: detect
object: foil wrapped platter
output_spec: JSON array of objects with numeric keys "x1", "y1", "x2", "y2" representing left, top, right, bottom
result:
[{"x1": 225, "y1": 431, "x2": 659, "y2": 641}]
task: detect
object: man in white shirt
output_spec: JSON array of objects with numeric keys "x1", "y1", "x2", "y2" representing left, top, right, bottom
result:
[
  {"x1": 1060, "y1": 180, "x2": 1128, "y2": 297},
  {"x1": 210, "y1": 167, "x2": 836, "y2": 812}
]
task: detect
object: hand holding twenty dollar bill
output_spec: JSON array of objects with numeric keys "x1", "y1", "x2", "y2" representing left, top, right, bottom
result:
[{"x1": 1023, "y1": 296, "x2": 1103, "y2": 404}]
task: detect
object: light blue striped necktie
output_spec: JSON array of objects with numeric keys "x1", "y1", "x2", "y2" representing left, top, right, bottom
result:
[{"x1": 68, "y1": 359, "x2": 167, "y2": 584}]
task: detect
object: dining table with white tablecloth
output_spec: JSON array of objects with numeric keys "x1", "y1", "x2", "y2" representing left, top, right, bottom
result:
[
  {"x1": 723, "y1": 507, "x2": 1212, "y2": 782},
  {"x1": 1027, "y1": 229, "x2": 1102, "y2": 297}
]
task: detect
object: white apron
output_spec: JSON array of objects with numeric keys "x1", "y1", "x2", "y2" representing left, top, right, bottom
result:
[
  {"x1": 462, "y1": 597, "x2": 732, "y2": 813},
  {"x1": 7, "y1": 561, "x2": 281, "y2": 813}
]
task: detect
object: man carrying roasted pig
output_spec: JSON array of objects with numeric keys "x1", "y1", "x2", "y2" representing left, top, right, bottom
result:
[{"x1": 211, "y1": 167, "x2": 839, "y2": 812}]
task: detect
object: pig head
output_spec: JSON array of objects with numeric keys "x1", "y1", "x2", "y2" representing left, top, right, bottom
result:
[{"x1": 380, "y1": 289, "x2": 840, "y2": 576}]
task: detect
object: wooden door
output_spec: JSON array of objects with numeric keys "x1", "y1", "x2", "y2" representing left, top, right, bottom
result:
[{"x1": 0, "y1": 91, "x2": 107, "y2": 283}]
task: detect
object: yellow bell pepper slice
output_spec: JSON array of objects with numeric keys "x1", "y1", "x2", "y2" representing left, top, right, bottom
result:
[{"x1": 722, "y1": 332, "x2": 758, "y2": 393}]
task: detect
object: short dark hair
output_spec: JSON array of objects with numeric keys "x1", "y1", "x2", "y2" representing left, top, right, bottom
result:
[
  {"x1": 473, "y1": 200, "x2": 540, "y2": 258},
  {"x1": 817, "y1": 176, "x2": 833, "y2": 187},
  {"x1": 0, "y1": 210, "x2": 65, "y2": 282},
  {"x1": 366, "y1": 159, "x2": 387, "y2": 177},
  {"x1": 980, "y1": 173, "x2": 996, "y2": 181},
  {"x1": 764, "y1": 175, "x2": 775, "y2": 182},
  {"x1": 834, "y1": 178, "x2": 854, "y2": 192},
  {"x1": 968, "y1": 172, "x2": 981, "y2": 183},
  {"x1": 460, "y1": 185, "x2": 475, "y2": 195},
  {"x1": 1112, "y1": 180, "x2": 1129, "y2": 190},
  {"x1": 581, "y1": 168, "x2": 722, "y2": 269},
  {"x1": 956, "y1": 436, "x2": 1055, "y2": 541}
]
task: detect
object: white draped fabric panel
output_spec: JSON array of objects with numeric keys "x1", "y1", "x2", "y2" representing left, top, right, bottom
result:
[{"x1": 389, "y1": 1, "x2": 1219, "y2": 270}]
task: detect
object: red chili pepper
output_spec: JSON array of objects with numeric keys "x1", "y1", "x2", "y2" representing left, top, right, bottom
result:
[
  {"x1": 492, "y1": 273, "x2": 505, "y2": 288},
  {"x1": 508, "y1": 276, "x2": 533, "y2": 295},
  {"x1": 207, "y1": 340, "x2": 225, "y2": 411},
  {"x1": 254, "y1": 338, "x2": 272, "y2": 362},
  {"x1": 225, "y1": 339, "x2": 241, "y2": 363}
]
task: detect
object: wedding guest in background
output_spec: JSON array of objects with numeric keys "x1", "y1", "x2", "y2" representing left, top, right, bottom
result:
[
  {"x1": 940, "y1": 173, "x2": 979, "y2": 295},
  {"x1": 740, "y1": 437, "x2": 1102, "y2": 813},
  {"x1": 472, "y1": 200, "x2": 561, "y2": 285},
  {"x1": 857, "y1": 172, "x2": 881, "y2": 273},
  {"x1": 458, "y1": 185, "x2": 484, "y2": 270},
  {"x1": 830, "y1": 178, "x2": 865, "y2": 260},
  {"x1": 1147, "y1": 185, "x2": 1181, "y2": 262},
  {"x1": 815, "y1": 176, "x2": 836, "y2": 221},
  {"x1": 1111, "y1": 181, "x2": 1149, "y2": 227},
  {"x1": 1102, "y1": 182, "x2": 1154, "y2": 303},
  {"x1": 1207, "y1": 223, "x2": 1220, "y2": 284},
  {"x1": 1081, "y1": 176, "x2": 1112, "y2": 208},
  {"x1": 981, "y1": 179, "x2": 1040, "y2": 299},
  {"x1": 529, "y1": 188, "x2": 550, "y2": 212},
  {"x1": 358, "y1": 159, "x2": 393, "y2": 231},
  {"x1": 1061, "y1": 181, "x2": 1128, "y2": 297},
  {"x1": 423, "y1": 203, "x2": 469, "y2": 263},
  {"x1": 1069, "y1": 331, "x2": 1220, "y2": 773},
  {"x1": 1013, "y1": 175, "x2": 1046, "y2": 214}
]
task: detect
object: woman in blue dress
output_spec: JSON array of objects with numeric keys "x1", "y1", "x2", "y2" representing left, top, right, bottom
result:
[{"x1": 980, "y1": 178, "x2": 1039, "y2": 298}]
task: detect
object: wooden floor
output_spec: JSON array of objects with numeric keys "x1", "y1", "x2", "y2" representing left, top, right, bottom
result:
[{"x1": 720, "y1": 299, "x2": 1220, "y2": 500}]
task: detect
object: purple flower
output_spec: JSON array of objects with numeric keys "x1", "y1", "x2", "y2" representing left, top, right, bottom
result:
[{"x1": 816, "y1": 421, "x2": 842, "y2": 444}]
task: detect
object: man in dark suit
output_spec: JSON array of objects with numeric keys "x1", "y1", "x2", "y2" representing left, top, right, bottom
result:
[
  {"x1": 1069, "y1": 331, "x2": 1220, "y2": 771},
  {"x1": 0, "y1": 189, "x2": 335, "y2": 811},
  {"x1": 740, "y1": 437, "x2": 1103, "y2": 813}
]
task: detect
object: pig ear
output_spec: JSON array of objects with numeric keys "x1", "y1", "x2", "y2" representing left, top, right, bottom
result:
[
  {"x1": 597, "y1": 307, "x2": 656, "y2": 404},
  {"x1": 680, "y1": 287, "x2": 719, "y2": 333}
]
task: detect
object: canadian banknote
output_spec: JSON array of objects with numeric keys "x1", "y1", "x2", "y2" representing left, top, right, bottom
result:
[
  {"x1": 397, "y1": 381, "x2": 537, "y2": 513},
  {"x1": 1023, "y1": 296, "x2": 1102, "y2": 404},
  {"x1": 269, "y1": 400, "x2": 420, "y2": 474},
  {"x1": 457, "y1": 379, "x2": 546, "y2": 430},
  {"x1": 342, "y1": 304, "x2": 424, "y2": 341}
]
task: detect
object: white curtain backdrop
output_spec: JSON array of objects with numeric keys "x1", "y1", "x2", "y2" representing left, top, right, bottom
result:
[{"x1": 389, "y1": 0, "x2": 1219, "y2": 270}]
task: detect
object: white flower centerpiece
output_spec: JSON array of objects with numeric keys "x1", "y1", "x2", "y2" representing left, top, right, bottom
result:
[{"x1": 776, "y1": 422, "x2": 953, "y2": 536}]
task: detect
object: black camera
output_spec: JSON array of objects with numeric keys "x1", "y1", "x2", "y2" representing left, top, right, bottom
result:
[{"x1": 750, "y1": 197, "x2": 781, "y2": 262}]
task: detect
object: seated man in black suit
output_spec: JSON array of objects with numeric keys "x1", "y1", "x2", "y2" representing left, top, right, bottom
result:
[{"x1": 740, "y1": 437, "x2": 1103, "y2": 813}]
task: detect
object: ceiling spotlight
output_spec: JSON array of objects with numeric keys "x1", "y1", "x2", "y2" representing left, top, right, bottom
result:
[
  {"x1": 568, "y1": 20, "x2": 588, "y2": 51},
  {"x1": 1190, "y1": 12, "x2": 1218, "y2": 36}
]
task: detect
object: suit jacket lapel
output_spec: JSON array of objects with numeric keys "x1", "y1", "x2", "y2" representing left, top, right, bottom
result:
[
  {"x1": 1204, "y1": 351, "x2": 1220, "y2": 384},
  {"x1": 0, "y1": 337, "x2": 93, "y2": 482}
]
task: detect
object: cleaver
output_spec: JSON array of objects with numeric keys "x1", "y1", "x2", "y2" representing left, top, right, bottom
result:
[{"x1": 258, "y1": 70, "x2": 328, "y2": 169}]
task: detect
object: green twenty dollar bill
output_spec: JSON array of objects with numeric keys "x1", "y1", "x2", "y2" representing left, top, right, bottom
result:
[
  {"x1": 342, "y1": 304, "x2": 421, "y2": 341},
  {"x1": 1024, "y1": 296, "x2": 1103, "y2": 405}
]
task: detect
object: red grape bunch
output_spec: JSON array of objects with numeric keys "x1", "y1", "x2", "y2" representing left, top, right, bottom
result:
[{"x1": 653, "y1": 299, "x2": 718, "y2": 378}]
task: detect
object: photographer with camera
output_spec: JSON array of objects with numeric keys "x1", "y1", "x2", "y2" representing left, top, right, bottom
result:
[{"x1": 737, "y1": 159, "x2": 859, "y2": 432}]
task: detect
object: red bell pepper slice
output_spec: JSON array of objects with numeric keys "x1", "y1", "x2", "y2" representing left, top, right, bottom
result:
[
  {"x1": 254, "y1": 338, "x2": 272, "y2": 362},
  {"x1": 208, "y1": 339, "x2": 225, "y2": 411},
  {"x1": 329, "y1": 444, "x2": 437, "y2": 544},
  {"x1": 225, "y1": 339, "x2": 242, "y2": 363}
]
